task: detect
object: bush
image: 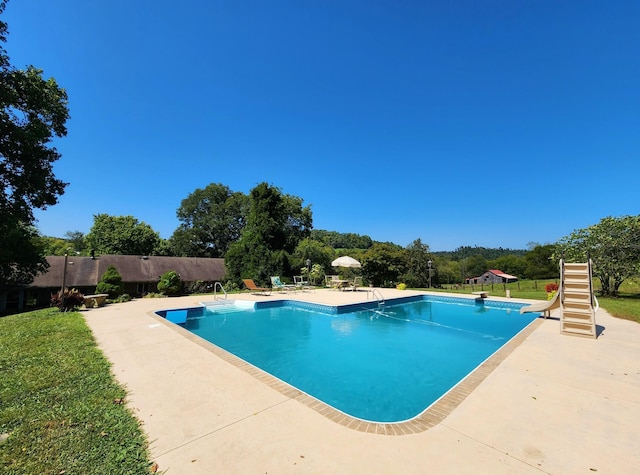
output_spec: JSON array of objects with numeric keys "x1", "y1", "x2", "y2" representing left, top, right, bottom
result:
[
  {"x1": 96, "y1": 265, "x2": 124, "y2": 298},
  {"x1": 545, "y1": 283, "x2": 559, "y2": 293},
  {"x1": 185, "y1": 280, "x2": 210, "y2": 294},
  {"x1": 51, "y1": 288, "x2": 85, "y2": 311},
  {"x1": 142, "y1": 292, "x2": 165, "y2": 299},
  {"x1": 157, "y1": 270, "x2": 182, "y2": 296},
  {"x1": 111, "y1": 293, "x2": 132, "y2": 303}
]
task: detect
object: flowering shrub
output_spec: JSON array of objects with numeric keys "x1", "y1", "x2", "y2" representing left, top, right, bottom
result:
[
  {"x1": 545, "y1": 283, "x2": 559, "y2": 293},
  {"x1": 51, "y1": 288, "x2": 85, "y2": 311}
]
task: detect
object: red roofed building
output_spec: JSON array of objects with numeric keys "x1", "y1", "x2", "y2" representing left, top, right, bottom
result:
[{"x1": 467, "y1": 269, "x2": 518, "y2": 285}]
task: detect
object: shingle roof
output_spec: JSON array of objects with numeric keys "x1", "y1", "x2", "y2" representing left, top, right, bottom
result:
[{"x1": 30, "y1": 255, "x2": 226, "y2": 288}]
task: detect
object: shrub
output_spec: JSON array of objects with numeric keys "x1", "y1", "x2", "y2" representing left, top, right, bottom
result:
[
  {"x1": 396, "y1": 283, "x2": 407, "y2": 290},
  {"x1": 157, "y1": 270, "x2": 182, "y2": 296},
  {"x1": 142, "y1": 292, "x2": 165, "y2": 299},
  {"x1": 185, "y1": 280, "x2": 209, "y2": 294},
  {"x1": 111, "y1": 293, "x2": 132, "y2": 303},
  {"x1": 545, "y1": 283, "x2": 559, "y2": 293},
  {"x1": 51, "y1": 288, "x2": 85, "y2": 311},
  {"x1": 96, "y1": 265, "x2": 124, "y2": 298}
]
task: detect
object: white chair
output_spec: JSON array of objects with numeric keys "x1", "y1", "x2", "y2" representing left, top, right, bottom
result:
[
  {"x1": 294, "y1": 275, "x2": 311, "y2": 291},
  {"x1": 270, "y1": 276, "x2": 296, "y2": 292}
]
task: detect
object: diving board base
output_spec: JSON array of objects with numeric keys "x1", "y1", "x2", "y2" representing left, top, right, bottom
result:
[{"x1": 472, "y1": 291, "x2": 489, "y2": 299}]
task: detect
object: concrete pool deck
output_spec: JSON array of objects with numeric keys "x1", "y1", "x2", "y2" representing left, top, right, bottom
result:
[{"x1": 83, "y1": 289, "x2": 640, "y2": 474}]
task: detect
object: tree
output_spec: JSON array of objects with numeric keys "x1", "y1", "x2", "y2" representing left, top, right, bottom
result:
[
  {"x1": 225, "y1": 183, "x2": 312, "y2": 282},
  {"x1": 32, "y1": 234, "x2": 70, "y2": 256},
  {"x1": 86, "y1": 214, "x2": 161, "y2": 256},
  {"x1": 402, "y1": 239, "x2": 433, "y2": 287},
  {"x1": 0, "y1": 220, "x2": 48, "y2": 290},
  {"x1": 487, "y1": 254, "x2": 527, "y2": 278},
  {"x1": 522, "y1": 244, "x2": 557, "y2": 279},
  {"x1": 171, "y1": 183, "x2": 248, "y2": 257},
  {"x1": 310, "y1": 230, "x2": 373, "y2": 249},
  {"x1": 556, "y1": 215, "x2": 640, "y2": 296},
  {"x1": 465, "y1": 255, "x2": 488, "y2": 280},
  {"x1": 361, "y1": 242, "x2": 407, "y2": 287},
  {"x1": 433, "y1": 257, "x2": 460, "y2": 285},
  {"x1": 0, "y1": 1, "x2": 70, "y2": 288},
  {"x1": 292, "y1": 238, "x2": 335, "y2": 275},
  {"x1": 64, "y1": 230, "x2": 86, "y2": 254}
]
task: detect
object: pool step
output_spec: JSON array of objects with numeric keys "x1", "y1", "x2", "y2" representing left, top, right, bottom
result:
[{"x1": 201, "y1": 299, "x2": 256, "y2": 315}]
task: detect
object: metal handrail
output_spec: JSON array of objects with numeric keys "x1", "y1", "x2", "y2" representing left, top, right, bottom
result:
[
  {"x1": 213, "y1": 282, "x2": 227, "y2": 300},
  {"x1": 371, "y1": 288, "x2": 385, "y2": 306}
]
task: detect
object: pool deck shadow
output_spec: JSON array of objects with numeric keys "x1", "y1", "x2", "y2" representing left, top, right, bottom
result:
[{"x1": 84, "y1": 289, "x2": 640, "y2": 474}]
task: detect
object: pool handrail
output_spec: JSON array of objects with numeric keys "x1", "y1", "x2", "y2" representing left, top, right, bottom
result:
[{"x1": 213, "y1": 281, "x2": 227, "y2": 300}]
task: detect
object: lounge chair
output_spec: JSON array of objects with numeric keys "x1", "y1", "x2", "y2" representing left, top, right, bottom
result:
[
  {"x1": 242, "y1": 279, "x2": 271, "y2": 295},
  {"x1": 294, "y1": 275, "x2": 311, "y2": 291},
  {"x1": 270, "y1": 276, "x2": 296, "y2": 292}
]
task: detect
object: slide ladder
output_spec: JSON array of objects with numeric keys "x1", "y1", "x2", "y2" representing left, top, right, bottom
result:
[{"x1": 560, "y1": 259, "x2": 597, "y2": 339}]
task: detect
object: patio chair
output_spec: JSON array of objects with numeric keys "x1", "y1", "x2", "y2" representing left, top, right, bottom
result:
[
  {"x1": 242, "y1": 279, "x2": 271, "y2": 295},
  {"x1": 325, "y1": 275, "x2": 340, "y2": 290},
  {"x1": 294, "y1": 275, "x2": 311, "y2": 291},
  {"x1": 270, "y1": 276, "x2": 296, "y2": 292},
  {"x1": 346, "y1": 276, "x2": 362, "y2": 292}
]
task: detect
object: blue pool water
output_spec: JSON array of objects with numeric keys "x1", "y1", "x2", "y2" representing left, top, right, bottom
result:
[{"x1": 159, "y1": 296, "x2": 538, "y2": 422}]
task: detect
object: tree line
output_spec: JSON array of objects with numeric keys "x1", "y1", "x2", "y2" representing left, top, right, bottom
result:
[
  {"x1": 34, "y1": 182, "x2": 640, "y2": 296},
  {"x1": 32, "y1": 180, "x2": 559, "y2": 288}
]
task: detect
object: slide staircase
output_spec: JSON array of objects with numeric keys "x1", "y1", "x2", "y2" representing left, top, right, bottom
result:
[{"x1": 560, "y1": 259, "x2": 597, "y2": 339}]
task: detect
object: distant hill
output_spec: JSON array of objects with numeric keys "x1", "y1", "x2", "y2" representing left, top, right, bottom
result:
[{"x1": 433, "y1": 246, "x2": 527, "y2": 261}]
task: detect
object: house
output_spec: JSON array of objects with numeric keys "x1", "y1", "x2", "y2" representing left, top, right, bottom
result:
[
  {"x1": 1, "y1": 255, "x2": 226, "y2": 312},
  {"x1": 467, "y1": 269, "x2": 518, "y2": 285}
]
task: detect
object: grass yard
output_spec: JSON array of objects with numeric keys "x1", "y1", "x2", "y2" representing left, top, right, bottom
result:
[{"x1": 0, "y1": 308, "x2": 154, "y2": 474}]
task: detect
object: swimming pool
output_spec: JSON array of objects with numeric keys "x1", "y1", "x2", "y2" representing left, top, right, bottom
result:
[{"x1": 157, "y1": 296, "x2": 538, "y2": 423}]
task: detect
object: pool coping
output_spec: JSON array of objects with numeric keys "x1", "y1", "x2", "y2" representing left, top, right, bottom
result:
[{"x1": 149, "y1": 298, "x2": 543, "y2": 436}]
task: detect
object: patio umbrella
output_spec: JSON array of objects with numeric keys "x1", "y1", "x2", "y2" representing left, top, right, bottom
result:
[{"x1": 331, "y1": 256, "x2": 361, "y2": 268}]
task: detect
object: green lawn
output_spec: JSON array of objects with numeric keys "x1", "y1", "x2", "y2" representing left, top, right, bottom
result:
[{"x1": 0, "y1": 308, "x2": 154, "y2": 474}]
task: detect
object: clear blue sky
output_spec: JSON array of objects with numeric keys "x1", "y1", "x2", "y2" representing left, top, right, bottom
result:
[{"x1": 5, "y1": 1, "x2": 639, "y2": 251}]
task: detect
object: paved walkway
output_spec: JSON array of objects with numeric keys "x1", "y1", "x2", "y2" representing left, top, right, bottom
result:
[{"x1": 83, "y1": 289, "x2": 640, "y2": 474}]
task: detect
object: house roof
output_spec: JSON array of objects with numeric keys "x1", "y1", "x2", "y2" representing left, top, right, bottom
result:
[
  {"x1": 488, "y1": 269, "x2": 518, "y2": 280},
  {"x1": 29, "y1": 255, "x2": 226, "y2": 288}
]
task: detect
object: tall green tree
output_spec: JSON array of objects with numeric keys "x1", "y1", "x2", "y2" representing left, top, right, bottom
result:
[
  {"x1": 402, "y1": 238, "x2": 433, "y2": 287},
  {"x1": 86, "y1": 214, "x2": 161, "y2": 256},
  {"x1": 170, "y1": 183, "x2": 248, "y2": 257},
  {"x1": 225, "y1": 183, "x2": 312, "y2": 283},
  {"x1": 0, "y1": 1, "x2": 70, "y2": 289},
  {"x1": 556, "y1": 215, "x2": 640, "y2": 296}
]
